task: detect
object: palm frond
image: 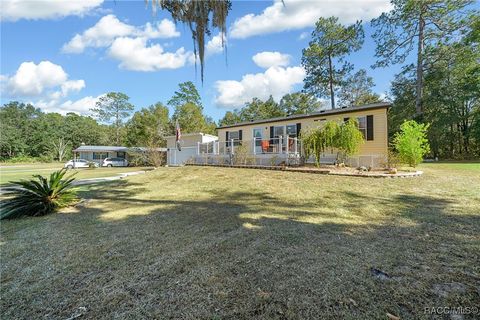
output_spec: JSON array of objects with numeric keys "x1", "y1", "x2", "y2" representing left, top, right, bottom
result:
[{"x1": 0, "y1": 169, "x2": 79, "y2": 220}]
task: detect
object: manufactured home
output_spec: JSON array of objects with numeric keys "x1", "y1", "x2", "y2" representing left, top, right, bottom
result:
[
  {"x1": 167, "y1": 102, "x2": 391, "y2": 167},
  {"x1": 216, "y1": 102, "x2": 390, "y2": 167}
]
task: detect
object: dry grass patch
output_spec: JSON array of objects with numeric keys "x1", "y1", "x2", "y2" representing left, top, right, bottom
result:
[{"x1": 1, "y1": 163, "x2": 479, "y2": 319}]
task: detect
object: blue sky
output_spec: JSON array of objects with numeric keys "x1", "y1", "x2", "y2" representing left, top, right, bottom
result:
[{"x1": 1, "y1": 0, "x2": 411, "y2": 121}]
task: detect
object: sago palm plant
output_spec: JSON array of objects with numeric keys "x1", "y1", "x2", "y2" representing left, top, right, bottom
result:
[{"x1": 1, "y1": 169, "x2": 78, "y2": 220}]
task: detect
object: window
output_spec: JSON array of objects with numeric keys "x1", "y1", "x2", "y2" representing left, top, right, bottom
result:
[
  {"x1": 286, "y1": 124, "x2": 297, "y2": 137},
  {"x1": 117, "y1": 152, "x2": 126, "y2": 159},
  {"x1": 93, "y1": 152, "x2": 108, "y2": 160},
  {"x1": 229, "y1": 131, "x2": 239, "y2": 140},
  {"x1": 273, "y1": 126, "x2": 285, "y2": 137},
  {"x1": 357, "y1": 116, "x2": 367, "y2": 139},
  {"x1": 227, "y1": 130, "x2": 242, "y2": 147}
]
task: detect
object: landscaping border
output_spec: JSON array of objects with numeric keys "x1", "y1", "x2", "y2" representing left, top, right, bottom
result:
[{"x1": 185, "y1": 163, "x2": 423, "y2": 178}]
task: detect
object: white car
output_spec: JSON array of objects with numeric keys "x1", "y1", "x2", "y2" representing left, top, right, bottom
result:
[
  {"x1": 102, "y1": 157, "x2": 129, "y2": 167},
  {"x1": 64, "y1": 159, "x2": 98, "y2": 169}
]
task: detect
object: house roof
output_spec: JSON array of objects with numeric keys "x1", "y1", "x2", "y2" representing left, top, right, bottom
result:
[
  {"x1": 216, "y1": 102, "x2": 392, "y2": 130},
  {"x1": 74, "y1": 146, "x2": 128, "y2": 152},
  {"x1": 73, "y1": 145, "x2": 167, "y2": 152}
]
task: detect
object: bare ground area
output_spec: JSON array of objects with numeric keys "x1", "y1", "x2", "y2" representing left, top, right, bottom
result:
[{"x1": 1, "y1": 163, "x2": 479, "y2": 319}]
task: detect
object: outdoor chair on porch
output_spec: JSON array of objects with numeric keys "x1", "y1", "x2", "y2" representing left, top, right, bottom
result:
[{"x1": 261, "y1": 140, "x2": 270, "y2": 153}]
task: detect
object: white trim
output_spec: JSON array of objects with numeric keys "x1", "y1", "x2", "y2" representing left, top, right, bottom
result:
[{"x1": 165, "y1": 132, "x2": 218, "y2": 139}]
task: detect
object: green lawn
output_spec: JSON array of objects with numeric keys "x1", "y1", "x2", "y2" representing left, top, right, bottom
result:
[
  {"x1": 0, "y1": 163, "x2": 153, "y2": 185},
  {"x1": 1, "y1": 163, "x2": 479, "y2": 319}
]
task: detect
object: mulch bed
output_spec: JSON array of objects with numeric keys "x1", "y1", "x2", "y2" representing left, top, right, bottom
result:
[{"x1": 185, "y1": 163, "x2": 423, "y2": 178}]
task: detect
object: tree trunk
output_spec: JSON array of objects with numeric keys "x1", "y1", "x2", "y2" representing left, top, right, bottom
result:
[
  {"x1": 328, "y1": 54, "x2": 335, "y2": 109},
  {"x1": 449, "y1": 124, "x2": 454, "y2": 158},
  {"x1": 115, "y1": 108, "x2": 120, "y2": 146},
  {"x1": 415, "y1": 9, "x2": 425, "y2": 116}
]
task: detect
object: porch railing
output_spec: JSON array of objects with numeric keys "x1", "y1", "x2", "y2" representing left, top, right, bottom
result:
[{"x1": 197, "y1": 136, "x2": 302, "y2": 156}]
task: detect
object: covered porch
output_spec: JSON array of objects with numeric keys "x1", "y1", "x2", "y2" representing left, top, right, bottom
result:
[{"x1": 193, "y1": 136, "x2": 303, "y2": 166}]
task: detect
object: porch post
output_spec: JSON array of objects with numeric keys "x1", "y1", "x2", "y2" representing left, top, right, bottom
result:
[
  {"x1": 253, "y1": 137, "x2": 256, "y2": 155},
  {"x1": 231, "y1": 139, "x2": 235, "y2": 154},
  {"x1": 197, "y1": 142, "x2": 200, "y2": 155}
]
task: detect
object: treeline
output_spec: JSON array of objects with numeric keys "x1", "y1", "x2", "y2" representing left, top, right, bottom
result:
[
  {"x1": 0, "y1": 81, "x2": 215, "y2": 161},
  {"x1": 222, "y1": 1, "x2": 480, "y2": 159},
  {"x1": 1, "y1": 1, "x2": 479, "y2": 160},
  {"x1": 388, "y1": 14, "x2": 480, "y2": 158}
]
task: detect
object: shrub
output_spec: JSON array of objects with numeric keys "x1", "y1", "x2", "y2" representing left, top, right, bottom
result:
[
  {"x1": 0, "y1": 169, "x2": 78, "y2": 220},
  {"x1": 394, "y1": 120, "x2": 430, "y2": 167},
  {"x1": 336, "y1": 118, "x2": 364, "y2": 163},
  {"x1": 1, "y1": 155, "x2": 40, "y2": 163},
  {"x1": 380, "y1": 149, "x2": 401, "y2": 169},
  {"x1": 302, "y1": 121, "x2": 339, "y2": 166},
  {"x1": 233, "y1": 144, "x2": 249, "y2": 165},
  {"x1": 302, "y1": 119, "x2": 364, "y2": 166}
]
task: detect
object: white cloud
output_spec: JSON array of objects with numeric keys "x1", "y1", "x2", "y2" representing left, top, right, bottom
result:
[
  {"x1": 215, "y1": 65, "x2": 305, "y2": 109},
  {"x1": 4, "y1": 61, "x2": 71, "y2": 96},
  {"x1": 230, "y1": 0, "x2": 392, "y2": 39},
  {"x1": 108, "y1": 37, "x2": 193, "y2": 71},
  {"x1": 36, "y1": 94, "x2": 103, "y2": 115},
  {"x1": 62, "y1": 14, "x2": 134, "y2": 53},
  {"x1": 206, "y1": 33, "x2": 226, "y2": 56},
  {"x1": 298, "y1": 31, "x2": 309, "y2": 40},
  {"x1": 61, "y1": 80, "x2": 86, "y2": 96},
  {"x1": 1, "y1": 61, "x2": 94, "y2": 114},
  {"x1": 62, "y1": 14, "x2": 180, "y2": 53},
  {"x1": 252, "y1": 51, "x2": 291, "y2": 68},
  {"x1": 0, "y1": 0, "x2": 103, "y2": 22},
  {"x1": 142, "y1": 19, "x2": 180, "y2": 39}
]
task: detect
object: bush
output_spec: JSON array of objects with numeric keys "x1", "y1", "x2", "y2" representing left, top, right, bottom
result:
[
  {"x1": 394, "y1": 120, "x2": 430, "y2": 167},
  {"x1": 233, "y1": 144, "x2": 249, "y2": 165},
  {"x1": 1, "y1": 155, "x2": 40, "y2": 163},
  {"x1": 0, "y1": 169, "x2": 79, "y2": 219},
  {"x1": 302, "y1": 119, "x2": 364, "y2": 166},
  {"x1": 302, "y1": 121, "x2": 339, "y2": 166},
  {"x1": 381, "y1": 149, "x2": 401, "y2": 169},
  {"x1": 336, "y1": 119, "x2": 365, "y2": 163}
]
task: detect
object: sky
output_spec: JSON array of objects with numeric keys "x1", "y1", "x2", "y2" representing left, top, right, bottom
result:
[{"x1": 1, "y1": 0, "x2": 411, "y2": 121}]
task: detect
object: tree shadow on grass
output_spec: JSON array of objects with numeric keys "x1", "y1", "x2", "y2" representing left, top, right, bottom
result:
[{"x1": 2, "y1": 181, "x2": 479, "y2": 320}]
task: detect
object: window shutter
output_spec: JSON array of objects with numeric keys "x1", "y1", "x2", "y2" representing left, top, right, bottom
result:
[
  {"x1": 238, "y1": 130, "x2": 243, "y2": 141},
  {"x1": 226, "y1": 131, "x2": 229, "y2": 147},
  {"x1": 344, "y1": 117, "x2": 350, "y2": 123},
  {"x1": 296, "y1": 123, "x2": 302, "y2": 137},
  {"x1": 366, "y1": 115, "x2": 374, "y2": 141},
  {"x1": 270, "y1": 126, "x2": 274, "y2": 143}
]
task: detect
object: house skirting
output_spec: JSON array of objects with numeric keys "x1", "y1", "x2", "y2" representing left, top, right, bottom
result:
[{"x1": 192, "y1": 153, "x2": 386, "y2": 168}]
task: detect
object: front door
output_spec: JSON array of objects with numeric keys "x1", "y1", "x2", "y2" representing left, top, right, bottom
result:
[{"x1": 253, "y1": 128, "x2": 263, "y2": 153}]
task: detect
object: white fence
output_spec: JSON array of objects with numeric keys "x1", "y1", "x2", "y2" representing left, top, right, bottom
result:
[
  {"x1": 169, "y1": 136, "x2": 386, "y2": 168},
  {"x1": 191, "y1": 136, "x2": 303, "y2": 166},
  {"x1": 197, "y1": 136, "x2": 302, "y2": 156},
  {"x1": 167, "y1": 146, "x2": 197, "y2": 166}
]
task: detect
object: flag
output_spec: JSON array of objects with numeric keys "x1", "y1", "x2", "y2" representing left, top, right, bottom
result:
[{"x1": 175, "y1": 119, "x2": 182, "y2": 151}]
